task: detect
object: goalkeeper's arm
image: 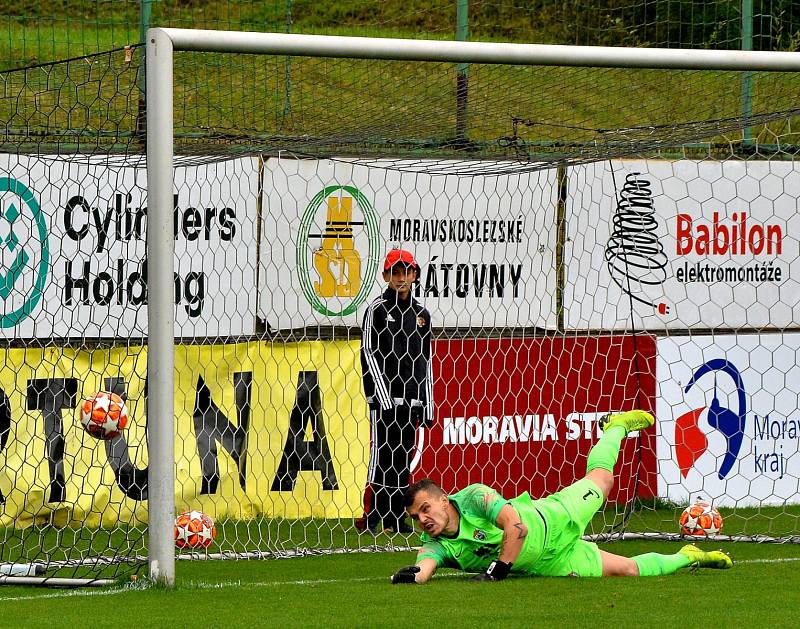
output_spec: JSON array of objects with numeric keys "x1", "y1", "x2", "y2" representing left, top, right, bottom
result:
[
  {"x1": 473, "y1": 504, "x2": 528, "y2": 581},
  {"x1": 391, "y1": 556, "x2": 438, "y2": 584},
  {"x1": 496, "y1": 504, "x2": 527, "y2": 565}
]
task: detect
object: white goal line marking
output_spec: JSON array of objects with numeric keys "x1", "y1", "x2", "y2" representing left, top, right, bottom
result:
[
  {"x1": 737, "y1": 556, "x2": 800, "y2": 564},
  {"x1": 0, "y1": 576, "x2": 382, "y2": 602},
  {"x1": 1, "y1": 557, "x2": 798, "y2": 603}
]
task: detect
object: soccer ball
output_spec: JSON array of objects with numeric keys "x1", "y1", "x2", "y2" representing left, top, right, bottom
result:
[
  {"x1": 80, "y1": 391, "x2": 129, "y2": 440},
  {"x1": 174, "y1": 510, "x2": 216, "y2": 549},
  {"x1": 679, "y1": 500, "x2": 723, "y2": 536}
]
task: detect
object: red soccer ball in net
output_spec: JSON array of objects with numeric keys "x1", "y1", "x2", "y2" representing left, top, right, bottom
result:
[
  {"x1": 175, "y1": 510, "x2": 217, "y2": 549},
  {"x1": 80, "y1": 391, "x2": 129, "y2": 440},
  {"x1": 679, "y1": 500, "x2": 723, "y2": 537}
]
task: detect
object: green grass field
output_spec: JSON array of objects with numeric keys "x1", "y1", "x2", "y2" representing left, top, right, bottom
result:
[
  {"x1": 2, "y1": 507, "x2": 800, "y2": 626},
  {"x1": 1, "y1": 539, "x2": 799, "y2": 628}
]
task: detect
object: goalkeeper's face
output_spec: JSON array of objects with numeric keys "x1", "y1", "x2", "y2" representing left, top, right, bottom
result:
[{"x1": 406, "y1": 489, "x2": 453, "y2": 537}]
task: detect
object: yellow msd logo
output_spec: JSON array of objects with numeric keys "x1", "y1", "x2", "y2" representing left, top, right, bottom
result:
[
  {"x1": 313, "y1": 196, "x2": 361, "y2": 298},
  {"x1": 297, "y1": 185, "x2": 380, "y2": 317}
]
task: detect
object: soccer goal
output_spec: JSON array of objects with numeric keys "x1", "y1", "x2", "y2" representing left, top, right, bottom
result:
[{"x1": 2, "y1": 30, "x2": 800, "y2": 588}]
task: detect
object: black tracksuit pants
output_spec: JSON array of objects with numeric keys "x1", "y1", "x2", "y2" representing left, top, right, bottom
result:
[{"x1": 363, "y1": 406, "x2": 418, "y2": 530}]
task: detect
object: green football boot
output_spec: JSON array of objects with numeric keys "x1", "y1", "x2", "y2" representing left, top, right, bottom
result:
[
  {"x1": 598, "y1": 410, "x2": 655, "y2": 434},
  {"x1": 679, "y1": 544, "x2": 733, "y2": 569}
]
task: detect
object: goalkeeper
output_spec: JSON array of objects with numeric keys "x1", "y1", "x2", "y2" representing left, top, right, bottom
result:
[{"x1": 391, "y1": 410, "x2": 732, "y2": 584}]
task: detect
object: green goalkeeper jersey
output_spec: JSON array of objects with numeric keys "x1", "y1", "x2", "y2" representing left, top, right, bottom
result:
[{"x1": 417, "y1": 483, "x2": 547, "y2": 575}]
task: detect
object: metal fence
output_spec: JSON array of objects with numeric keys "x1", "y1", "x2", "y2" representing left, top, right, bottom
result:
[{"x1": 3, "y1": 1, "x2": 800, "y2": 71}]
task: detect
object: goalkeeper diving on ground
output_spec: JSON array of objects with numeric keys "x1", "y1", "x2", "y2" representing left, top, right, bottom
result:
[{"x1": 391, "y1": 410, "x2": 732, "y2": 583}]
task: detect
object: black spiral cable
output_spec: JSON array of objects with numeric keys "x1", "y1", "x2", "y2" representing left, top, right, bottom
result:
[
  {"x1": 605, "y1": 171, "x2": 670, "y2": 315},
  {"x1": 605, "y1": 167, "x2": 668, "y2": 537}
]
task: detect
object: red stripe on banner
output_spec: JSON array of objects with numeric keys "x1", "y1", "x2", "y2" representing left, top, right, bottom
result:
[{"x1": 414, "y1": 335, "x2": 657, "y2": 503}]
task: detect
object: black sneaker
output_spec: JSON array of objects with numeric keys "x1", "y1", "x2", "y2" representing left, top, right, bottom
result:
[
  {"x1": 355, "y1": 517, "x2": 381, "y2": 534},
  {"x1": 385, "y1": 522, "x2": 415, "y2": 535}
]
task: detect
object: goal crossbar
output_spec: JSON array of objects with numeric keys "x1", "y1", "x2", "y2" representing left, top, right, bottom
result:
[
  {"x1": 145, "y1": 27, "x2": 800, "y2": 587},
  {"x1": 152, "y1": 28, "x2": 800, "y2": 71}
]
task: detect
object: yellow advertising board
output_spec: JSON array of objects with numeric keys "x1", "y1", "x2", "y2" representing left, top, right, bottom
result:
[{"x1": 0, "y1": 340, "x2": 368, "y2": 528}]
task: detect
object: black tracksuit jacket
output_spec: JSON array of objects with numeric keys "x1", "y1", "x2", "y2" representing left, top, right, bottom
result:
[{"x1": 360, "y1": 287, "x2": 433, "y2": 421}]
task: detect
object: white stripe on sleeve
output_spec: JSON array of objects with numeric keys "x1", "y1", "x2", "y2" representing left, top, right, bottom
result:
[{"x1": 362, "y1": 300, "x2": 393, "y2": 409}]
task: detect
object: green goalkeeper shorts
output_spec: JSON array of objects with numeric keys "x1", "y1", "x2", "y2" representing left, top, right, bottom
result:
[{"x1": 529, "y1": 478, "x2": 605, "y2": 578}]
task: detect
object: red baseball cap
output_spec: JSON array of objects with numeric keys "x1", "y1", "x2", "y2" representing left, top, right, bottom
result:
[{"x1": 383, "y1": 248, "x2": 419, "y2": 272}]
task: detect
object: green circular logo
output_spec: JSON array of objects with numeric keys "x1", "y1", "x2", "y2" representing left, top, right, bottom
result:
[
  {"x1": 0, "y1": 177, "x2": 49, "y2": 327},
  {"x1": 297, "y1": 185, "x2": 381, "y2": 317}
]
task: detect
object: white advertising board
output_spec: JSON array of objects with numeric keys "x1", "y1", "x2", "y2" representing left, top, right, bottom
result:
[
  {"x1": 0, "y1": 155, "x2": 258, "y2": 337},
  {"x1": 258, "y1": 158, "x2": 558, "y2": 329},
  {"x1": 566, "y1": 160, "x2": 800, "y2": 330},
  {"x1": 657, "y1": 334, "x2": 800, "y2": 507}
]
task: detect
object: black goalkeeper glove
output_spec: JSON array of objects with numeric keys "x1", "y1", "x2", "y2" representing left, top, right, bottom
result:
[
  {"x1": 391, "y1": 565, "x2": 420, "y2": 584},
  {"x1": 472, "y1": 560, "x2": 512, "y2": 582}
]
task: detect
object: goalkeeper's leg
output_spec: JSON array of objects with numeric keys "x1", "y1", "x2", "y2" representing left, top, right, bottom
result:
[
  {"x1": 585, "y1": 410, "x2": 655, "y2": 497},
  {"x1": 600, "y1": 545, "x2": 732, "y2": 576},
  {"x1": 539, "y1": 409, "x2": 657, "y2": 578}
]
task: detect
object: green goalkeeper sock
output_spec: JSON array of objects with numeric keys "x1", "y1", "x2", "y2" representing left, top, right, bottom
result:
[
  {"x1": 633, "y1": 552, "x2": 692, "y2": 576},
  {"x1": 586, "y1": 425, "x2": 626, "y2": 473}
]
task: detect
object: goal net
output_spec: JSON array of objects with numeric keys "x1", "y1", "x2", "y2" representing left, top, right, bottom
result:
[{"x1": 1, "y1": 32, "x2": 799, "y2": 585}]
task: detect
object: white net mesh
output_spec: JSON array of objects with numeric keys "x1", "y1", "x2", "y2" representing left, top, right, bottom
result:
[{"x1": 1, "y1": 43, "x2": 800, "y2": 583}]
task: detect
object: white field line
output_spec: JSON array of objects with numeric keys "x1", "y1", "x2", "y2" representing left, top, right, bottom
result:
[
  {"x1": 0, "y1": 576, "x2": 385, "y2": 602},
  {"x1": 1, "y1": 557, "x2": 799, "y2": 603}
]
